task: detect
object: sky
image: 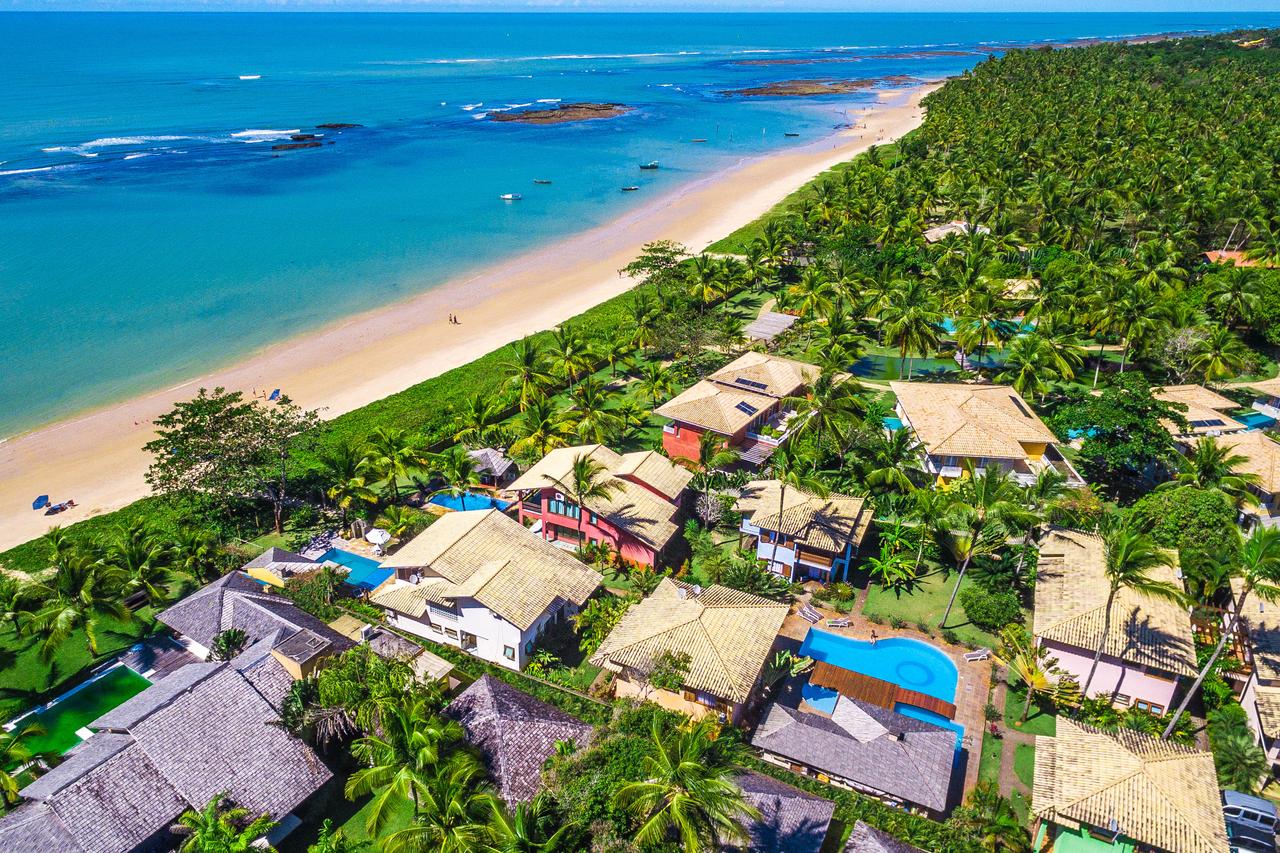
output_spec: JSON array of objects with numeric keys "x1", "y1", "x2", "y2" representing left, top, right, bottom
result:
[{"x1": 2, "y1": 0, "x2": 1278, "y2": 11}]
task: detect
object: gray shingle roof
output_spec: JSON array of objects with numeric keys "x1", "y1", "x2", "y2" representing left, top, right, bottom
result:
[
  {"x1": 444, "y1": 675, "x2": 594, "y2": 805},
  {"x1": 844, "y1": 821, "x2": 926, "y2": 853},
  {"x1": 1, "y1": 657, "x2": 333, "y2": 853},
  {"x1": 468, "y1": 447, "x2": 516, "y2": 478},
  {"x1": 750, "y1": 698, "x2": 954, "y2": 814},
  {"x1": 156, "y1": 572, "x2": 353, "y2": 663},
  {"x1": 730, "y1": 771, "x2": 835, "y2": 852}
]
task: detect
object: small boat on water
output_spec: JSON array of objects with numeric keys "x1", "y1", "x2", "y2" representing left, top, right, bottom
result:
[
  {"x1": 621, "y1": 186, "x2": 640, "y2": 192},
  {"x1": 500, "y1": 193, "x2": 523, "y2": 201},
  {"x1": 784, "y1": 132, "x2": 800, "y2": 137},
  {"x1": 239, "y1": 75, "x2": 262, "y2": 81},
  {"x1": 533, "y1": 179, "x2": 552, "y2": 185},
  {"x1": 639, "y1": 161, "x2": 660, "y2": 170},
  {"x1": 690, "y1": 138, "x2": 707, "y2": 143}
]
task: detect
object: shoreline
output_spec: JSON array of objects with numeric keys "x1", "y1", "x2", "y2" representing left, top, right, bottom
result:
[{"x1": 0, "y1": 82, "x2": 940, "y2": 553}]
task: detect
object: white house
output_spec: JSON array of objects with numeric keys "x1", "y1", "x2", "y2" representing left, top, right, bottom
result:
[{"x1": 369, "y1": 509, "x2": 600, "y2": 671}]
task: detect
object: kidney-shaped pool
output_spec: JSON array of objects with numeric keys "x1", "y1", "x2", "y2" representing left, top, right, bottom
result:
[{"x1": 798, "y1": 629, "x2": 958, "y2": 708}]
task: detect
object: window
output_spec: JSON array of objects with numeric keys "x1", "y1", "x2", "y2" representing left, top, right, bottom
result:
[
  {"x1": 444, "y1": 628, "x2": 459, "y2": 639},
  {"x1": 431, "y1": 624, "x2": 443, "y2": 635},
  {"x1": 547, "y1": 497, "x2": 581, "y2": 519},
  {"x1": 524, "y1": 641, "x2": 535, "y2": 655},
  {"x1": 1112, "y1": 693, "x2": 1131, "y2": 706},
  {"x1": 503, "y1": 645, "x2": 515, "y2": 661}
]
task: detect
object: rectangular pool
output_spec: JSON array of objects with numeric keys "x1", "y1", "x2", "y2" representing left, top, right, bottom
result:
[
  {"x1": 317, "y1": 547, "x2": 395, "y2": 591},
  {"x1": 1236, "y1": 411, "x2": 1277, "y2": 431},
  {"x1": 13, "y1": 665, "x2": 151, "y2": 756}
]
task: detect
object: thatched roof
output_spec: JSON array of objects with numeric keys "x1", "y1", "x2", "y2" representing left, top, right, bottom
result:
[{"x1": 1033, "y1": 719, "x2": 1228, "y2": 853}]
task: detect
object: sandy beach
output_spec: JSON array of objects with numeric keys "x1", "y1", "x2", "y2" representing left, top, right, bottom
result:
[{"x1": 0, "y1": 82, "x2": 939, "y2": 553}]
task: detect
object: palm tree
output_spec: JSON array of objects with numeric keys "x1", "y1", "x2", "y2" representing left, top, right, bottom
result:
[
  {"x1": 613, "y1": 717, "x2": 759, "y2": 853},
  {"x1": 636, "y1": 361, "x2": 677, "y2": 408},
  {"x1": 364, "y1": 426, "x2": 420, "y2": 505},
  {"x1": 345, "y1": 699, "x2": 470, "y2": 836},
  {"x1": 172, "y1": 792, "x2": 277, "y2": 853},
  {"x1": 994, "y1": 333, "x2": 1082, "y2": 402},
  {"x1": 169, "y1": 526, "x2": 222, "y2": 587},
  {"x1": 569, "y1": 377, "x2": 621, "y2": 445},
  {"x1": 546, "y1": 453, "x2": 620, "y2": 544},
  {"x1": 1214, "y1": 727, "x2": 1270, "y2": 795},
  {"x1": 855, "y1": 428, "x2": 925, "y2": 495},
  {"x1": 509, "y1": 398, "x2": 572, "y2": 459},
  {"x1": 1159, "y1": 437, "x2": 1261, "y2": 509},
  {"x1": 952, "y1": 782, "x2": 1030, "y2": 853},
  {"x1": 549, "y1": 323, "x2": 594, "y2": 387},
  {"x1": 1205, "y1": 265, "x2": 1261, "y2": 329},
  {"x1": 452, "y1": 394, "x2": 504, "y2": 447},
  {"x1": 0, "y1": 724, "x2": 53, "y2": 805},
  {"x1": 1081, "y1": 523, "x2": 1183, "y2": 696},
  {"x1": 764, "y1": 443, "x2": 829, "y2": 574},
  {"x1": 687, "y1": 255, "x2": 727, "y2": 306},
  {"x1": 101, "y1": 520, "x2": 182, "y2": 605},
  {"x1": 879, "y1": 279, "x2": 944, "y2": 379},
  {"x1": 995, "y1": 625, "x2": 1080, "y2": 723},
  {"x1": 939, "y1": 465, "x2": 1025, "y2": 627},
  {"x1": 502, "y1": 338, "x2": 553, "y2": 411},
  {"x1": 602, "y1": 328, "x2": 637, "y2": 377},
  {"x1": 1190, "y1": 324, "x2": 1251, "y2": 383},
  {"x1": 18, "y1": 549, "x2": 131, "y2": 661},
  {"x1": 674, "y1": 431, "x2": 739, "y2": 527},
  {"x1": 483, "y1": 794, "x2": 574, "y2": 853},
  {"x1": 376, "y1": 506, "x2": 418, "y2": 541},
  {"x1": 783, "y1": 370, "x2": 862, "y2": 449},
  {"x1": 209, "y1": 628, "x2": 249, "y2": 662},
  {"x1": 320, "y1": 442, "x2": 378, "y2": 533},
  {"x1": 1163, "y1": 527, "x2": 1280, "y2": 738},
  {"x1": 430, "y1": 446, "x2": 482, "y2": 511},
  {"x1": 382, "y1": 760, "x2": 496, "y2": 853}
]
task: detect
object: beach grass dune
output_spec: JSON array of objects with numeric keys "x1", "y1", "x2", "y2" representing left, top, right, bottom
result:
[{"x1": 0, "y1": 84, "x2": 938, "y2": 553}]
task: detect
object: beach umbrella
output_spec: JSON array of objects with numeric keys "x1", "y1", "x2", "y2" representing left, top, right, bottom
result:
[
  {"x1": 365, "y1": 528, "x2": 391, "y2": 546},
  {"x1": 32, "y1": 495, "x2": 49, "y2": 511},
  {"x1": 267, "y1": 388, "x2": 281, "y2": 402}
]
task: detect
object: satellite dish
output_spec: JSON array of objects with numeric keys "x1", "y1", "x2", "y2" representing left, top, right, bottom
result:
[
  {"x1": 366, "y1": 528, "x2": 391, "y2": 546},
  {"x1": 409, "y1": 573, "x2": 421, "y2": 585}
]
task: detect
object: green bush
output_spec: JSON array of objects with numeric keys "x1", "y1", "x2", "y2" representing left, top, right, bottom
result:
[{"x1": 958, "y1": 586, "x2": 1023, "y2": 632}]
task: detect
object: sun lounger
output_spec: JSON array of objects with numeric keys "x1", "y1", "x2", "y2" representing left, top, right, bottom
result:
[
  {"x1": 963, "y1": 648, "x2": 992, "y2": 662},
  {"x1": 826, "y1": 617, "x2": 850, "y2": 628},
  {"x1": 798, "y1": 604, "x2": 821, "y2": 624}
]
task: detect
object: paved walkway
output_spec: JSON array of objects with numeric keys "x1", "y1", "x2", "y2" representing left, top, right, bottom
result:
[{"x1": 781, "y1": 591, "x2": 991, "y2": 801}]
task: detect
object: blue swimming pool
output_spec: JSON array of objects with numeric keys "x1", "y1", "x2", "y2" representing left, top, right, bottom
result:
[
  {"x1": 895, "y1": 704, "x2": 966, "y2": 750},
  {"x1": 1236, "y1": 411, "x2": 1277, "y2": 431},
  {"x1": 318, "y1": 547, "x2": 394, "y2": 591},
  {"x1": 799, "y1": 630, "x2": 958, "y2": 707},
  {"x1": 883, "y1": 416, "x2": 904, "y2": 430},
  {"x1": 428, "y1": 491, "x2": 511, "y2": 512}
]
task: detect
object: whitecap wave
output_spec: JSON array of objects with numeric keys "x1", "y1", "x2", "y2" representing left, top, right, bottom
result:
[
  {"x1": 0, "y1": 166, "x2": 55, "y2": 176},
  {"x1": 232, "y1": 128, "x2": 301, "y2": 143},
  {"x1": 43, "y1": 135, "x2": 190, "y2": 157},
  {"x1": 123, "y1": 152, "x2": 157, "y2": 160},
  {"x1": 472, "y1": 112, "x2": 488, "y2": 120},
  {"x1": 535, "y1": 98, "x2": 560, "y2": 104},
  {"x1": 461, "y1": 103, "x2": 483, "y2": 111},
  {"x1": 505, "y1": 102, "x2": 532, "y2": 109}
]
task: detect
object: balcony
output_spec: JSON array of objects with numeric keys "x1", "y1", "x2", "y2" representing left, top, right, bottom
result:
[{"x1": 746, "y1": 409, "x2": 803, "y2": 447}]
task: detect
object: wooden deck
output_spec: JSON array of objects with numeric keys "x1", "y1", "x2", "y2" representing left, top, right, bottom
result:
[{"x1": 809, "y1": 660, "x2": 957, "y2": 720}]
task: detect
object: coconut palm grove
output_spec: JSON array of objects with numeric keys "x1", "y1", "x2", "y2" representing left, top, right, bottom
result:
[{"x1": 6, "y1": 28, "x2": 1280, "y2": 853}]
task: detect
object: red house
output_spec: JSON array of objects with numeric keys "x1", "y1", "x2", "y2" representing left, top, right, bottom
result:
[
  {"x1": 507, "y1": 445, "x2": 693, "y2": 568},
  {"x1": 656, "y1": 351, "x2": 819, "y2": 466}
]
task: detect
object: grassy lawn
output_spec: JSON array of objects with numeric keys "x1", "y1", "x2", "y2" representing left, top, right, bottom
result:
[
  {"x1": 862, "y1": 570, "x2": 1010, "y2": 649},
  {"x1": 977, "y1": 729, "x2": 1004, "y2": 787},
  {"x1": 1003, "y1": 683, "x2": 1058, "y2": 737},
  {"x1": 0, "y1": 610, "x2": 159, "y2": 722},
  {"x1": 1013, "y1": 743, "x2": 1035, "y2": 789},
  {"x1": 1010, "y1": 789, "x2": 1031, "y2": 825}
]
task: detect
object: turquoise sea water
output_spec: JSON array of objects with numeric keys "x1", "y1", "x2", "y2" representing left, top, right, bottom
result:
[{"x1": 2, "y1": 12, "x2": 1277, "y2": 438}]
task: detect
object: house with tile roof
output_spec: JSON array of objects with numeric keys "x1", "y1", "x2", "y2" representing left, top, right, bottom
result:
[
  {"x1": 369, "y1": 509, "x2": 600, "y2": 671},
  {"x1": 735, "y1": 479, "x2": 874, "y2": 582},
  {"x1": 890, "y1": 381, "x2": 1083, "y2": 487},
  {"x1": 157, "y1": 571, "x2": 354, "y2": 678},
  {"x1": 467, "y1": 447, "x2": 518, "y2": 489},
  {"x1": 750, "y1": 696, "x2": 955, "y2": 817},
  {"x1": 508, "y1": 443, "x2": 692, "y2": 567},
  {"x1": 0, "y1": 637, "x2": 332, "y2": 853},
  {"x1": 728, "y1": 771, "x2": 836, "y2": 852},
  {"x1": 1225, "y1": 576, "x2": 1280, "y2": 770},
  {"x1": 1032, "y1": 718, "x2": 1229, "y2": 853},
  {"x1": 1214, "y1": 429, "x2": 1280, "y2": 530},
  {"x1": 1152, "y1": 384, "x2": 1248, "y2": 439},
  {"x1": 656, "y1": 351, "x2": 820, "y2": 467},
  {"x1": 1238, "y1": 376, "x2": 1280, "y2": 423},
  {"x1": 1033, "y1": 528, "x2": 1195, "y2": 716},
  {"x1": 590, "y1": 578, "x2": 788, "y2": 724},
  {"x1": 444, "y1": 675, "x2": 594, "y2": 805}
]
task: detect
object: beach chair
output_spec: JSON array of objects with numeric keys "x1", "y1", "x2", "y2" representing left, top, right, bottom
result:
[
  {"x1": 826, "y1": 617, "x2": 850, "y2": 628},
  {"x1": 963, "y1": 647, "x2": 992, "y2": 662},
  {"x1": 798, "y1": 604, "x2": 821, "y2": 624}
]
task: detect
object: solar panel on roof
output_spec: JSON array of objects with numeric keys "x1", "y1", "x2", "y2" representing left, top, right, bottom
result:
[
  {"x1": 735, "y1": 401, "x2": 759, "y2": 415},
  {"x1": 1189, "y1": 418, "x2": 1227, "y2": 428},
  {"x1": 734, "y1": 377, "x2": 769, "y2": 391}
]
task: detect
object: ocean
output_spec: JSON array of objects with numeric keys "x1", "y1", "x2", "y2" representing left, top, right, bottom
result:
[{"x1": 1, "y1": 11, "x2": 1276, "y2": 438}]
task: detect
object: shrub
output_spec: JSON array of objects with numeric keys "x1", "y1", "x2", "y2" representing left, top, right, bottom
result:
[
  {"x1": 915, "y1": 620, "x2": 934, "y2": 637},
  {"x1": 866, "y1": 613, "x2": 885, "y2": 625},
  {"x1": 1131, "y1": 485, "x2": 1240, "y2": 567},
  {"x1": 984, "y1": 702, "x2": 1001, "y2": 722},
  {"x1": 889, "y1": 616, "x2": 907, "y2": 630},
  {"x1": 941, "y1": 628, "x2": 961, "y2": 646},
  {"x1": 958, "y1": 585, "x2": 1023, "y2": 632}
]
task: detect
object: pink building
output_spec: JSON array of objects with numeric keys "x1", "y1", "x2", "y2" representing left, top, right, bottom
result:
[
  {"x1": 656, "y1": 351, "x2": 818, "y2": 467},
  {"x1": 1033, "y1": 528, "x2": 1196, "y2": 716},
  {"x1": 507, "y1": 445, "x2": 692, "y2": 568}
]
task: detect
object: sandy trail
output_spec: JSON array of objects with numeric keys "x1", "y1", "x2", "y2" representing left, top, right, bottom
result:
[{"x1": 0, "y1": 83, "x2": 939, "y2": 553}]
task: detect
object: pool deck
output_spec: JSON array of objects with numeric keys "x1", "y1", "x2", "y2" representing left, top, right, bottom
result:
[
  {"x1": 116, "y1": 635, "x2": 199, "y2": 680},
  {"x1": 808, "y1": 660, "x2": 957, "y2": 719},
  {"x1": 779, "y1": 592, "x2": 991, "y2": 801}
]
